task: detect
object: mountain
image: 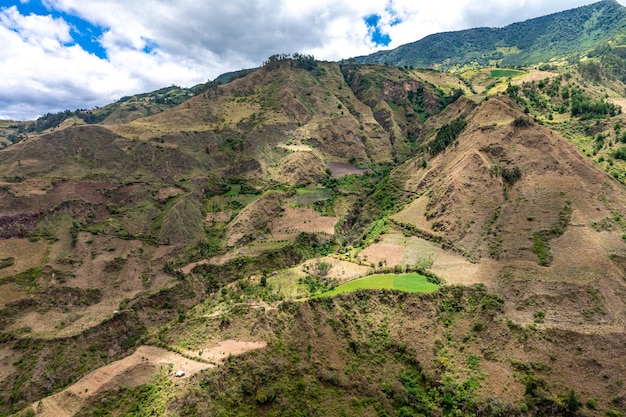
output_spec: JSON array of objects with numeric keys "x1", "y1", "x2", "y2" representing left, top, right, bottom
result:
[
  {"x1": 356, "y1": 0, "x2": 626, "y2": 70},
  {"x1": 2, "y1": 45, "x2": 626, "y2": 417}
]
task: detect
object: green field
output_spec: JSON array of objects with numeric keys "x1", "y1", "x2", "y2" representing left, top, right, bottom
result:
[
  {"x1": 317, "y1": 273, "x2": 439, "y2": 297},
  {"x1": 489, "y1": 69, "x2": 525, "y2": 78},
  {"x1": 224, "y1": 184, "x2": 242, "y2": 197},
  {"x1": 295, "y1": 186, "x2": 332, "y2": 205}
]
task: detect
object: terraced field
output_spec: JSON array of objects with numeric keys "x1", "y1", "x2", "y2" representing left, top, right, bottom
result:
[{"x1": 317, "y1": 272, "x2": 438, "y2": 297}]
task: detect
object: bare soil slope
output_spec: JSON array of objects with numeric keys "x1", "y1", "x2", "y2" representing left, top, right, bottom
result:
[{"x1": 395, "y1": 95, "x2": 626, "y2": 330}]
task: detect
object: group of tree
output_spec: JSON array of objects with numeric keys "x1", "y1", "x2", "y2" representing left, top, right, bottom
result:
[
  {"x1": 24, "y1": 110, "x2": 73, "y2": 132},
  {"x1": 569, "y1": 86, "x2": 620, "y2": 119},
  {"x1": 507, "y1": 73, "x2": 620, "y2": 121},
  {"x1": 428, "y1": 118, "x2": 467, "y2": 156},
  {"x1": 585, "y1": 43, "x2": 626, "y2": 84},
  {"x1": 263, "y1": 53, "x2": 318, "y2": 71}
]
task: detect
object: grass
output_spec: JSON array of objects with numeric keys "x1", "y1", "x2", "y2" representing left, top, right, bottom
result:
[
  {"x1": 317, "y1": 272, "x2": 439, "y2": 297},
  {"x1": 14, "y1": 267, "x2": 41, "y2": 289},
  {"x1": 268, "y1": 267, "x2": 309, "y2": 298},
  {"x1": 0, "y1": 257, "x2": 15, "y2": 269},
  {"x1": 224, "y1": 184, "x2": 242, "y2": 197},
  {"x1": 294, "y1": 186, "x2": 332, "y2": 205},
  {"x1": 489, "y1": 69, "x2": 525, "y2": 79},
  {"x1": 531, "y1": 202, "x2": 572, "y2": 266}
]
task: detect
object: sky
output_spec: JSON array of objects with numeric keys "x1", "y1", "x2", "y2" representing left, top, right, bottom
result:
[{"x1": 1, "y1": 0, "x2": 624, "y2": 121}]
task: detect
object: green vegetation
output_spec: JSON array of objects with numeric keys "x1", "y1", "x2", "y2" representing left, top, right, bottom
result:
[
  {"x1": 103, "y1": 257, "x2": 127, "y2": 273},
  {"x1": 428, "y1": 118, "x2": 467, "y2": 156},
  {"x1": 532, "y1": 201, "x2": 573, "y2": 266},
  {"x1": 76, "y1": 369, "x2": 174, "y2": 417},
  {"x1": 317, "y1": 273, "x2": 439, "y2": 297},
  {"x1": 294, "y1": 186, "x2": 332, "y2": 205},
  {"x1": 512, "y1": 77, "x2": 620, "y2": 122},
  {"x1": 512, "y1": 116, "x2": 532, "y2": 128},
  {"x1": 223, "y1": 184, "x2": 242, "y2": 197},
  {"x1": 490, "y1": 69, "x2": 524, "y2": 78},
  {"x1": 263, "y1": 53, "x2": 318, "y2": 71},
  {"x1": 407, "y1": 87, "x2": 428, "y2": 122},
  {"x1": 570, "y1": 87, "x2": 619, "y2": 119},
  {"x1": 357, "y1": 0, "x2": 626, "y2": 70},
  {"x1": 0, "y1": 257, "x2": 15, "y2": 269},
  {"x1": 299, "y1": 274, "x2": 338, "y2": 295},
  {"x1": 614, "y1": 146, "x2": 626, "y2": 161},
  {"x1": 19, "y1": 85, "x2": 196, "y2": 132},
  {"x1": 193, "y1": 232, "x2": 336, "y2": 291},
  {"x1": 14, "y1": 267, "x2": 41, "y2": 289}
]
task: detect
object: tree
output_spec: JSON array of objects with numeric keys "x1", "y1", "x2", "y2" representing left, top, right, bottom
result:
[{"x1": 316, "y1": 261, "x2": 330, "y2": 277}]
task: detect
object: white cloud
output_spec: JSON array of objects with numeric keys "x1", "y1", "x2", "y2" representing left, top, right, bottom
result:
[
  {"x1": 1, "y1": 0, "x2": 624, "y2": 120},
  {"x1": 0, "y1": 5, "x2": 71, "y2": 49},
  {"x1": 0, "y1": 9, "x2": 133, "y2": 119}
]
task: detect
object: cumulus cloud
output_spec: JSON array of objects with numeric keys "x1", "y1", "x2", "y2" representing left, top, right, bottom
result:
[{"x1": 0, "y1": 0, "x2": 623, "y2": 120}]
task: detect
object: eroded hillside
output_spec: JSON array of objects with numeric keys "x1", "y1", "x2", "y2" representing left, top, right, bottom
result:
[{"x1": 1, "y1": 58, "x2": 626, "y2": 416}]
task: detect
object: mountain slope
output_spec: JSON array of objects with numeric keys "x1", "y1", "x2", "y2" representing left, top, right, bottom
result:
[
  {"x1": 356, "y1": 0, "x2": 626, "y2": 70},
  {"x1": 390, "y1": 94, "x2": 626, "y2": 330},
  {"x1": 3, "y1": 57, "x2": 626, "y2": 416}
]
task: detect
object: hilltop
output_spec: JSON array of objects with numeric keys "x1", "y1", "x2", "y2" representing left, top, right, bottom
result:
[{"x1": 356, "y1": 0, "x2": 626, "y2": 70}]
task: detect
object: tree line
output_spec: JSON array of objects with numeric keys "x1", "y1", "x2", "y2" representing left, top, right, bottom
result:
[{"x1": 263, "y1": 53, "x2": 318, "y2": 71}]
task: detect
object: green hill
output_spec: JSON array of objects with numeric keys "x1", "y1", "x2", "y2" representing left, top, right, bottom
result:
[{"x1": 356, "y1": 0, "x2": 626, "y2": 70}]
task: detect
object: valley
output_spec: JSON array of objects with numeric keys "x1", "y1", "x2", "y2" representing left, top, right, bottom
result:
[{"x1": 2, "y1": 2, "x2": 626, "y2": 416}]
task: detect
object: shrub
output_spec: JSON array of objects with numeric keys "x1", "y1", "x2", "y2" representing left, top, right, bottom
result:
[
  {"x1": 501, "y1": 167, "x2": 522, "y2": 186},
  {"x1": 512, "y1": 116, "x2": 532, "y2": 127},
  {"x1": 614, "y1": 146, "x2": 626, "y2": 160},
  {"x1": 104, "y1": 257, "x2": 127, "y2": 273}
]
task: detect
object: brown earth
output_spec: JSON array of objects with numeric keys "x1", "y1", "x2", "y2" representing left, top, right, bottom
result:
[
  {"x1": 31, "y1": 346, "x2": 209, "y2": 417},
  {"x1": 302, "y1": 256, "x2": 372, "y2": 285},
  {"x1": 393, "y1": 95, "x2": 626, "y2": 331},
  {"x1": 226, "y1": 191, "x2": 284, "y2": 246},
  {"x1": 358, "y1": 242, "x2": 405, "y2": 267},
  {"x1": 279, "y1": 151, "x2": 327, "y2": 185},
  {"x1": 2, "y1": 233, "x2": 176, "y2": 339},
  {"x1": 154, "y1": 186, "x2": 184, "y2": 201},
  {"x1": 270, "y1": 207, "x2": 337, "y2": 239},
  {"x1": 30, "y1": 339, "x2": 266, "y2": 417},
  {"x1": 3, "y1": 59, "x2": 626, "y2": 415},
  {"x1": 205, "y1": 209, "x2": 233, "y2": 223},
  {"x1": 0, "y1": 238, "x2": 47, "y2": 280},
  {"x1": 182, "y1": 339, "x2": 267, "y2": 363}
]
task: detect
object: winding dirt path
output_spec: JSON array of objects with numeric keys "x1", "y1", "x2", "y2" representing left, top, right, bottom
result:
[
  {"x1": 31, "y1": 340, "x2": 266, "y2": 417},
  {"x1": 179, "y1": 259, "x2": 208, "y2": 274}
]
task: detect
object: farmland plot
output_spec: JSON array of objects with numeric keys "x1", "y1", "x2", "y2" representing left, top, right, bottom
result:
[{"x1": 269, "y1": 207, "x2": 337, "y2": 241}]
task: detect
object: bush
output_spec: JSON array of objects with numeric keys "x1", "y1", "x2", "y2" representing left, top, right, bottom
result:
[
  {"x1": 501, "y1": 167, "x2": 522, "y2": 186},
  {"x1": 614, "y1": 146, "x2": 626, "y2": 160},
  {"x1": 512, "y1": 116, "x2": 532, "y2": 127},
  {"x1": 104, "y1": 257, "x2": 127, "y2": 273}
]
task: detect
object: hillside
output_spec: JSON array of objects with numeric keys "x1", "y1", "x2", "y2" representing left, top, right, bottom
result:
[
  {"x1": 356, "y1": 0, "x2": 626, "y2": 70},
  {"x1": 2, "y1": 54, "x2": 626, "y2": 416}
]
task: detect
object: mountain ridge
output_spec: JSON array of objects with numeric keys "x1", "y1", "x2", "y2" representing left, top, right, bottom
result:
[
  {"x1": 355, "y1": 0, "x2": 626, "y2": 70},
  {"x1": 3, "y1": 12, "x2": 626, "y2": 417}
]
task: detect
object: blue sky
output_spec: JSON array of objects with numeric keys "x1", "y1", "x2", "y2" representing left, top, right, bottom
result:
[
  {"x1": 3, "y1": 0, "x2": 107, "y2": 58},
  {"x1": 0, "y1": 0, "x2": 623, "y2": 120}
]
